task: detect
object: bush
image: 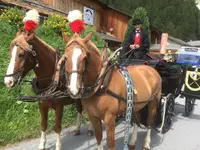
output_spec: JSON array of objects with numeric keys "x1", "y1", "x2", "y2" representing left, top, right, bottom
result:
[
  {"x1": 42, "y1": 13, "x2": 71, "y2": 36},
  {"x1": 0, "y1": 7, "x2": 25, "y2": 27}
]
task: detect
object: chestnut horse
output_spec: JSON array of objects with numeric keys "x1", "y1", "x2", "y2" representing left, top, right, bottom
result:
[
  {"x1": 4, "y1": 31, "x2": 93, "y2": 150},
  {"x1": 62, "y1": 32, "x2": 162, "y2": 150}
]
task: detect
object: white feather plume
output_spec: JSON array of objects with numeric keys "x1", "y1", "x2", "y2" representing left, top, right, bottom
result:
[
  {"x1": 67, "y1": 10, "x2": 82, "y2": 22},
  {"x1": 23, "y1": 9, "x2": 40, "y2": 24}
]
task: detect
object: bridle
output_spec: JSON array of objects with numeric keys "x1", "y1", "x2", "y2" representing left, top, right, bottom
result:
[
  {"x1": 4, "y1": 42, "x2": 39, "y2": 84},
  {"x1": 64, "y1": 41, "x2": 89, "y2": 97}
]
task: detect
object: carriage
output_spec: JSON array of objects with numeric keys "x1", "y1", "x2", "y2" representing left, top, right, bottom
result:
[{"x1": 144, "y1": 46, "x2": 200, "y2": 133}]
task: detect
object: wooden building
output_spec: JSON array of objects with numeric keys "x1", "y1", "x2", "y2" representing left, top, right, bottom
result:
[
  {"x1": 0, "y1": 0, "x2": 162, "y2": 47},
  {"x1": 39, "y1": 0, "x2": 162, "y2": 44}
]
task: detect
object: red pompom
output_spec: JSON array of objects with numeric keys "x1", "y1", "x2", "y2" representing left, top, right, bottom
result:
[
  {"x1": 69, "y1": 19, "x2": 84, "y2": 33},
  {"x1": 23, "y1": 20, "x2": 37, "y2": 32}
]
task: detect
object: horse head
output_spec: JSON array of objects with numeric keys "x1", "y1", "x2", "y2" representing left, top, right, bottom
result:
[
  {"x1": 63, "y1": 32, "x2": 98, "y2": 98},
  {"x1": 4, "y1": 30, "x2": 37, "y2": 88}
]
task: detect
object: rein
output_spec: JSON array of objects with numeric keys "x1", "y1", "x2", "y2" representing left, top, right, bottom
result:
[{"x1": 4, "y1": 68, "x2": 23, "y2": 77}]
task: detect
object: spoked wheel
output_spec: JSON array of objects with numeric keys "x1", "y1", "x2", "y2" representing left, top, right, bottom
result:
[
  {"x1": 185, "y1": 97, "x2": 196, "y2": 117},
  {"x1": 162, "y1": 93, "x2": 175, "y2": 134}
]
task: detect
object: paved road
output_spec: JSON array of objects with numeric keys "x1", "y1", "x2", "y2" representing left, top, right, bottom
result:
[{"x1": 3, "y1": 98, "x2": 200, "y2": 150}]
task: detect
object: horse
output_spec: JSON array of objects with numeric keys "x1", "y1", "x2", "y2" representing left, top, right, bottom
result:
[
  {"x1": 62, "y1": 32, "x2": 162, "y2": 150},
  {"x1": 4, "y1": 31, "x2": 93, "y2": 150}
]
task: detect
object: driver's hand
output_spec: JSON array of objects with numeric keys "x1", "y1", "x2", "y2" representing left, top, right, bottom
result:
[
  {"x1": 130, "y1": 44, "x2": 136, "y2": 49},
  {"x1": 135, "y1": 44, "x2": 140, "y2": 49}
]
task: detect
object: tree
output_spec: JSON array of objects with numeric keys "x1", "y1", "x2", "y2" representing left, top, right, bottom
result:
[{"x1": 123, "y1": 7, "x2": 150, "y2": 43}]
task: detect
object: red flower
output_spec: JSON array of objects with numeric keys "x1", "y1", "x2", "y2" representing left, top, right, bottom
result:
[
  {"x1": 69, "y1": 19, "x2": 84, "y2": 33},
  {"x1": 23, "y1": 20, "x2": 37, "y2": 32}
]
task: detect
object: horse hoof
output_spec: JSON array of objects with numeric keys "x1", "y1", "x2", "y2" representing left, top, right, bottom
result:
[
  {"x1": 128, "y1": 144, "x2": 135, "y2": 149},
  {"x1": 73, "y1": 130, "x2": 80, "y2": 136},
  {"x1": 142, "y1": 147, "x2": 150, "y2": 150},
  {"x1": 87, "y1": 130, "x2": 94, "y2": 136}
]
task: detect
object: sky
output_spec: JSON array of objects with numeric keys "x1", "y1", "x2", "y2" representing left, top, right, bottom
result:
[{"x1": 196, "y1": 0, "x2": 200, "y2": 9}]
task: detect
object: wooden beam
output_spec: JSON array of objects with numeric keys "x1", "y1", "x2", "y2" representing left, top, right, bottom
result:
[{"x1": 24, "y1": 0, "x2": 68, "y2": 15}]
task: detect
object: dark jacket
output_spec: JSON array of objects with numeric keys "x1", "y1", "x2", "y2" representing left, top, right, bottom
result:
[{"x1": 121, "y1": 29, "x2": 150, "y2": 59}]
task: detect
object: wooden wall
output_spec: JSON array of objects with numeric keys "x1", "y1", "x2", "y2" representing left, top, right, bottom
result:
[
  {"x1": 39, "y1": 0, "x2": 161, "y2": 43},
  {"x1": 41, "y1": 0, "x2": 102, "y2": 32},
  {"x1": 101, "y1": 8, "x2": 130, "y2": 41}
]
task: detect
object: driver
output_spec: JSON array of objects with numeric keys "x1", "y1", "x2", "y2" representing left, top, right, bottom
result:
[{"x1": 121, "y1": 18, "x2": 150, "y2": 60}]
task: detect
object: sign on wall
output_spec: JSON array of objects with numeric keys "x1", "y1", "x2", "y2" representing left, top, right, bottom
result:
[{"x1": 83, "y1": 6, "x2": 94, "y2": 25}]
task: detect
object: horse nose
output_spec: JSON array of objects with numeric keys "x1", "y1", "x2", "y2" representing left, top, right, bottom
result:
[
  {"x1": 68, "y1": 85, "x2": 79, "y2": 96},
  {"x1": 4, "y1": 77, "x2": 14, "y2": 88}
]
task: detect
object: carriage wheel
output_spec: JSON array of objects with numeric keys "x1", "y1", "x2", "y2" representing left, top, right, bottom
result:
[
  {"x1": 162, "y1": 93, "x2": 175, "y2": 134},
  {"x1": 185, "y1": 97, "x2": 196, "y2": 117}
]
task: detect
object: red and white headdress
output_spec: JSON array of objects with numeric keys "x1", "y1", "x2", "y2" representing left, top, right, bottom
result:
[
  {"x1": 67, "y1": 10, "x2": 84, "y2": 34},
  {"x1": 23, "y1": 9, "x2": 40, "y2": 32}
]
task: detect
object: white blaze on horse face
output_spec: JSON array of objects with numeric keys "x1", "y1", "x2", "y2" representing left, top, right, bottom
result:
[
  {"x1": 69, "y1": 48, "x2": 82, "y2": 95},
  {"x1": 4, "y1": 46, "x2": 17, "y2": 88}
]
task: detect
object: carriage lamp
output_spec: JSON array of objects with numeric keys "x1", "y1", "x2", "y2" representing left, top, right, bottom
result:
[{"x1": 163, "y1": 50, "x2": 173, "y2": 62}]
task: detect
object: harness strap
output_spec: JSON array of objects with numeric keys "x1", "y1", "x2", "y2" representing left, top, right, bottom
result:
[
  {"x1": 106, "y1": 88, "x2": 157, "y2": 104},
  {"x1": 53, "y1": 55, "x2": 66, "y2": 85}
]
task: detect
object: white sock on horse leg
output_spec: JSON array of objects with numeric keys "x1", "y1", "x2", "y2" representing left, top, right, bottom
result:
[
  {"x1": 38, "y1": 131, "x2": 46, "y2": 149},
  {"x1": 56, "y1": 133, "x2": 61, "y2": 150},
  {"x1": 143, "y1": 128, "x2": 151, "y2": 149},
  {"x1": 128, "y1": 123, "x2": 138, "y2": 146},
  {"x1": 98, "y1": 141, "x2": 103, "y2": 150}
]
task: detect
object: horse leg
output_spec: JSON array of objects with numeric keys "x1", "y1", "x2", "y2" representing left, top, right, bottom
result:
[
  {"x1": 89, "y1": 115, "x2": 103, "y2": 150},
  {"x1": 73, "y1": 100, "x2": 82, "y2": 135},
  {"x1": 55, "y1": 105, "x2": 63, "y2": 150},
  {"x1": 104, "y1": 114, "x2": 116, "y2": 150},
  {"x1": 128, "y1": 112, "x2": 140, "y2": 149},
  {"x1": 87, "y1": 120, "x2": 94, "y2": 136},
  {"x1": 74, "y1": 100, "x2": 94, "y2": 136},
  {"x1": 38, "y1": 103, "x2": 48, "y2": 150},
  {"x1": 142, "y1": 100, "x2": 158, "y2": 150},
  {"x1": 128, "y1": 123, "x2": 138, "y2": 149}
]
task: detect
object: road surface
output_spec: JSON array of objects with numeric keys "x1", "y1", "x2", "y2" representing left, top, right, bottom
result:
[{"x1": 3, "y1": 98, "x2": 200, "y2": 150}]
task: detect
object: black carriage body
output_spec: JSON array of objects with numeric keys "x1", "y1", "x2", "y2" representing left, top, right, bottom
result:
[{"x1": 155, "y1": 62, "x2": 185, "y2": 97}]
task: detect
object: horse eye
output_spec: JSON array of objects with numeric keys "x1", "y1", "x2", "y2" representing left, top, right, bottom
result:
[{"x1": 18, "y1": 53, "x2": 24, "y2": 58}]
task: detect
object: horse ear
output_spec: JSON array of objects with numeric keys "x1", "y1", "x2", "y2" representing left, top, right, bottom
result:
[
  {"x1": 71, "y1": 33, "x2": 80, "y2": 39},
  {"x1": 82, "y1": 32, "x2": 93, "y2": 43},
  {"x1": 16, "y1": 30, "x2": 22, "y2": 37},
  {"x1": 26, "y1": 32, "x2": 35, "y2": 41},
  {"x1": 62, "y1": 32, "x2": 70, "y2": 43}
]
